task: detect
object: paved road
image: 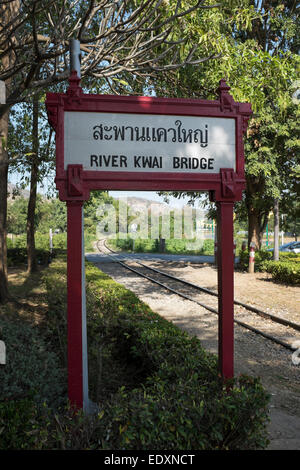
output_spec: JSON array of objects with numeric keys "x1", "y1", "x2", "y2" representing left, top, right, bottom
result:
[
  {"x1": 86, "y1": 251, "x2": 216, "y2": 264},
  {"x1": 86, "y1": 251, "x2": 240, "y2": 265}
]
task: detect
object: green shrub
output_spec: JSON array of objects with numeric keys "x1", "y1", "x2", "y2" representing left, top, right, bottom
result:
[
  {"x1": 0, "y1": 398, "x2": 50, "y2": 450},
  {"x1": 96, "y1": 374, "x2": 270, "y2": 450},
  {"x1": 12, "y1": 234, "x2": 27, "y2": 248},
  {"x1": 108, "y1": 236, "x2": 215, "y2": 255},
  {"x1": 109, "y1": 236, "x2": 134, "y2": 251},
  {"x1": 7, "y1": 247, "x2": 51, "y2": 267},
  {"x1": 165, "y1": 238, "x2": 187, "y2": 253},
  {"x1": 43, "y1": 257, "x2": 68, "y2": 366},
  {"x1": 238, "y1": 249, "x2": 273, "y2": 272},
  {"x1": 85, "y1": 262, "x2": 270, "y2": 449},
  {"x1": 2, "y1": 256, "x2": 270, "y2": 450},
  {"x1": 0, "y1": 317, "x2": 66, "y2": 408},
  {"x1": 262, "y1": 260, "x2": 300, "y2": 285},
  {"x1": 7, "y1": 232, "x2": 67, "y2": 251},
  {"x1": 239, "y1": 249, "x2": 300, "y2": 284},
  {"x1": 134, "y1": 238, "x2": 157, "y2": 253},
  {"x1": 278, "y1": 252, "x2": 300, "y2": 263},
  {"x1": 201, "y1": 238, "x2": 215, "y2": 255},
  {"x1": 84, "y1": 231, "x2": 97, "y2": 252},
  {"x1": 7, "y1": 247, "x2": 27, "y2": 266},
  {"x1": 36, "y1": 232, "x2": 67, "y2": 250}
]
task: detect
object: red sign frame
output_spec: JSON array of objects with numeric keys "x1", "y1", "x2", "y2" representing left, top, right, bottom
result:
[
  {"x1": 46, "y1": 73, "x2": 252, "y2": 203},
  {"x1": 46, "y1": 74, "x2": 252, "y2": 411}
]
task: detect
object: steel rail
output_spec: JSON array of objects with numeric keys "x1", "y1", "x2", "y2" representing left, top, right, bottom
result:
[
  {"x1": 96, "y1": 240, "x2": 297, "y2": 352},
  {"x1": 103, "y1": 240, "x2": 300, "y2": 333}
]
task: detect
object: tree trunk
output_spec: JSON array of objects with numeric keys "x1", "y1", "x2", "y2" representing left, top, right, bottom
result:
[
  {"x1": 273, "y1": 199, "x2": 280, "y2": 261},
  {"x1": 0, "y1": 111, "x2": 9, "y2": 302},
  {"x1": 247, "y1": 209, "x2": 270, "y2": 251},
  {"x1": 247, "y1": 208, "x2": 262, "y2": 250},
  {"x1": 26, "y1": 95, "x2": 39, "y2": 273},
  {"x1": 0, "y1": 1, "x2": 20, "y2": 302}
]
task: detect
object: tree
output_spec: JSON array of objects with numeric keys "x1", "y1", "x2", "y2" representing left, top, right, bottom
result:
[
  {"x1": 8, "y1": 91, "x2": 55, "y2": 272},
  {"x1": 1, "y1": 0, "x2": 220, "y2": 113},
  {"x1": 155, "y1": 1, "x2": 300, "y2": 249},
  {"x1": 280, "y1": 165, "x2": 300, "y2": 240},
  {"x1": 7, "y1": 195, "x2": 66, "y2": 236},
  {"x1": 37, "y1": 198, "x2": 67, "y2": 234},
  {"x1": 7, "y1": 197, "x2": 28, "y2": 235},
  {"x1": 0, "y1": 0, "x2": 221, "y2": 301},
  {"x1": 243, "y1": 90, "x2": 299, "y2": 249},
  {"x1": 0, "y1": 0, "x2": 19, "y2": 301},
  {"x1": 26, "y1": 94, "x2": 39, "y2": 272}
]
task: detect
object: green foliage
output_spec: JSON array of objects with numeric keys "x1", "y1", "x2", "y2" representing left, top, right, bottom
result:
[
  {"x1": 7, "y1": 192, "x2": 114, "y2": 248},
  {"x1": 98, "y1": 374, "x2": 269, "y2": 450},
  {"x1": 37, "y1": 198, "x2": 67, "y2": 234},
  {"x1": 6, "y1": 231, "x2": 68, "y2": 266},
  {"x1": 0, "y1": 255, "x2": 271, "y2": 449},
  {"x1": 6, "y1": 222, "x2": 96, "y2": 268},
  {"x1": 0, "y1": 317, "x2": 66, "y2": 409},
  {"x1": 7, "y1": 197, "x2": 28, "y2": 235},
  {"x1": 41, "y1": 257, "x2": 270, "y2": 450},
  {"x1": 239, "y1": 249, "x2": 300, "y2": 284},
  {"x1": 109, "y1": 236, "x2": 135, "y2": 252},
  {"x1": 154, "y1": 1, "x2": 300, "y2": 248},
  {"x1": 0, "y1": 399, "x2": 42, "y2": 450},
  {"x1": 89, "y1": 262, "x2": 270, "y2": 449},
  {"x1": 8, "y1": 97, "x2": 55, "y2": 172},
  {"x1": 8, "y1": 230, "x2": 96, "y2": 254},
  {"x1": 261, "y1": 253, "x2": 300, "y2": 285},
  {"x1": 7, "y1": 196, "x2": 67, "y2": 236},
  {"x1": 109, "y1": 236, "x2": 215, "y2": 255},
  {"x1": 200, "y1": 238, "x2": 215, "y2": 255},
  {"x1": 238, "y1": 249, "x2": 273, "y2": 272},
  {"x1": 7, "y1": 247, "x2": 50, "y2": 267},
  {"x1": 0, "y1": 398, "x2": 49, "y2": 450},
  {"x1": 43, "y1": 258, "x2": 68, "y2": 367}
]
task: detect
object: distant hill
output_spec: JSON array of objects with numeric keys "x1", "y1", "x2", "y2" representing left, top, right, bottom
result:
[
  {"x1": 118, "y1": 196, "x2": 207, "y2": 217},
  {"x1": 7, "y1": 183, "x2": 30, "y2": 199},
  {"x1": 118, "y1": 196, "x2": 172, "y2": 215}
]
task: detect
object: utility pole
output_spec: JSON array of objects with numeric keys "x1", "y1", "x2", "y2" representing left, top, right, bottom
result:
[
  {"x1": 66, "y1": 39, "x2": 92, "y2": 413},
  {"x1": 69, "y1": 39, "x2": 81, "y2": 78},
  {"x1": 273, "y1": 199, "x2": 279, "y2": 261}
]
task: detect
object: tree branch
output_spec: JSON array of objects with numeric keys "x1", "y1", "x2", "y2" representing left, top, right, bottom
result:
[{"x1": 0, "y1": 0, "x2": 221, "y2": 111}]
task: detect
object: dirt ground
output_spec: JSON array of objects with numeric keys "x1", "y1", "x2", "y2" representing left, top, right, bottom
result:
[{"x1": 90, "y1": 255, "x2": 300, "y2": 451}]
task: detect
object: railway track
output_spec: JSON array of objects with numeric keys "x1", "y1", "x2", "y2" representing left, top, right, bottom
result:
[{"x1": 95, "y1": 239, "x2": 300, "y2": 353}]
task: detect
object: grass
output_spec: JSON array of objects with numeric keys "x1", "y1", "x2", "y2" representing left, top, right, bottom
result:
[
  {"x1": 1, "y1": 266, "x2": 48, "y2": 322},
  {"x1": 0, "y1": 265, "x2": 67, "y2": 415}
]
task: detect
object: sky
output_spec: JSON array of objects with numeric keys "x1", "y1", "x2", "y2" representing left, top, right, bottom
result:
[
  {"x1": 9, "y1": 170, "x2": 204, "y2": 209},
  {"x1": 109, "y1": 190, "x2": 201, "y2": 208}
]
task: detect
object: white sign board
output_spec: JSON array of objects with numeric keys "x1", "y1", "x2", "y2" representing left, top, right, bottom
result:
[{"x1": 64, "y1": 112, "x2": 236, "y2": 173}]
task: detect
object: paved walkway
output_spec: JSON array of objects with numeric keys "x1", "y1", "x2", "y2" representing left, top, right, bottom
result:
[
  {"x1": 86, "y1": 252, "x2": 213, "y2": 264},
  {"x1": 86, "y1": 251, "x2": 241, "y2": 265}
]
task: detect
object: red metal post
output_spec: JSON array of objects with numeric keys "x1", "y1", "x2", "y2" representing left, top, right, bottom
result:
[
  {"x1": 216, "y1": 201, "x2": 235, "y2": 380},
  {"x1": 67, "y1": 200, "x2": 84, "y2": 409}
]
